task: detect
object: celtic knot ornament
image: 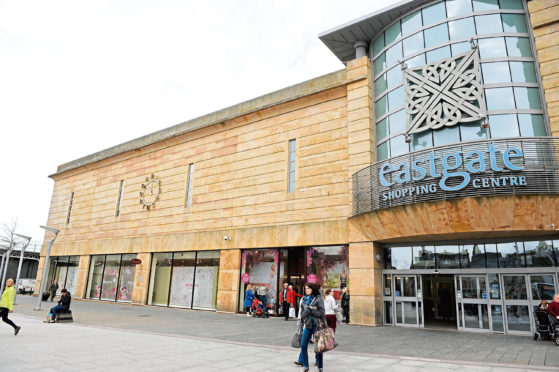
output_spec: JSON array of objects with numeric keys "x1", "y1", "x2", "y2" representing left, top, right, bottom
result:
[{"x1": 403, "y1": 48, "x2": 486, "y2": 134}]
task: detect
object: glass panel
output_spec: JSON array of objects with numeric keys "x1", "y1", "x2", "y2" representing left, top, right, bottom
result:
[
  {"x1": 460, "y1": 244, "x2": 486, "y2": 268},
  {"x1": 413, "y1": 245, "x2": 436, "y2": 269},
  {"x1": 390, "y1": 247, "x2": 413, "y2": 270},
  {"x1": 458, "y1": 301, "x2": 463, "y2": 328},
  {"x1": 502, "y1": 14, "x2": 528, "y2": 33},
  {"x1": 478, "y1": 37, "x2": 507, "y2": 58},
  {"x1": 374, "y1": 74, "x2": 387, "y2": 96},
  {"x1": 422, "y1": 2, "x2": 446, "y2": 26},
  {"x1": 192, "y1": 251, "x2": 220, "y2": 309},
  {"x1": 424, "y1": 23, "x2": 449, "y2": 48},
  {"x1": 485, "y1": 244, "x2": 499, "y2": 268},
  {"x1": 505, "y1": 37, "x2": 532, "y2": 57},
  {"x1": 525, "y1": 241, "x2": 554, "y2": 268},
  {"x1": 377, "y1": 142, "x2": 389, "y2": 161},
  {"x1": 498, "y1": 242, "x2": 525, "y2": 268},
  {"x1": 307, "y1": 246, "x2": 349, "y2": 304},
  {"x1": 463, "y1": 303, "x2": 489, "y2": 329},
  {"x1": 374, "y1": 52, "x2": 386, "y2": 75},
  {"x1": 426, "y1": 46, "x2": 451, "y2": 63},
  {"x1": 385, "y1": 21, "x2": 401, "y2": 45},
  {"x1": 518, "y1": 114, "x2": 546, "y2": 137},
  {"x1": 514, "y1": 87, "x2": 542, "y2": 109},
  {"x1": 56, "y1": 265, "x2": 68, "y2": 296},
  {"x1": 373, "y1": 34, "x2": 385, "y2": 57},
  {"x1": 386, "y1": 42, "x2": 403, "y2": 67},
  {"x1": 489, "y1": 114, "x2": 519, "y2": 138},
  {"x1": 433, "y1": 126, "x2": 460, "y2": 146},
  {"x1": 482, "y1": 62, "x2": 511, "y2": 84},
  {"x1": 403, "y1": 32, "x2": 424, "y2": 56},
  {"x1": 406, "y1": 53, "x2": 426, "y2": 67},
  {"x1": 404, "y1": 301, "x2": 418, "y2": 324},
  {"x1": 169, "y1": 252, "x2": 195, "y2": 308},
  {"x1": 446, "y1": 0, "x2": 473, "y2": 17},
  {"x1": 473, "y1": 0, "x2": 499, "y2": 11},
  {"x1": 506, "y1": 305, "x2": 530, "y2": 331},
  {"x1": 530, "y1": 274, "x2": 555, "y2": 301},
  {"x1": 437, "y1": 245, "x2": 460, "y2": 269},
  {"x1": 384, "y1": 301, "x2": 393, "y2": 324},
  {"x1": 500, "y1": 0, "x2": 523, "y2": 10},
  {"x1": 390, "y1": 135, "x2": 408, "y2": 157},
  {"x1": 451, "y1": 42, "x2": 471, "y2": 55},
  {"x1": 404, "y1": 276, "x2": 416, "y2": 297},
  {"x1": 375, "y1": 95, "x2": 387, "y2": 119},
  {"x1": 396, "y1": 301, "x2": 403, "y2": 323},
  {"x1": 386, "y1": 65, "x2": 403, "y2": 89},
  {"x1": 384, "y1": 274, "x2": 392, "y2": 296},
  {"x1": 389, "y1": 109, "x2": 406, "y2": 134},
  {"x1": 449, "y1": 17, "x2": 476, "y2": 42},
  {"x1": 475, "y1": 14, "x2": 503, "y2": 34},
  {"x1": 376, "y1": 118, "x2": 388, "y2": 141},
  {"x1": 461, "y1": 122, "x2": 488, "y2": 141},
  {"x1": 555, "y1": 240, "x2": 559, "y2": 267},
  {"x1": 117, "y1": 254, "x2": 136, "y2": 302},
  {"x1": 488, "y1": 274, "x2": 501, "y2": 299},
  {"x1": 148, "y1": 252, "x2": 172, "y2": 306},
  {"x1": 462, "y1": 277, "x2": 486, "y2": 299},
  {"x1": 100, "y1": 254, "x2": 121, "y2": 301},
  {"x1": 486, "y1": 88, "x2": 515, "y2": 110},
  {"x1": 491, "y1": 305, "x2": 504, "y2": 332},
  {"x1": 239, "y1": 249, "x2": 278, "y2": 312},
  {"x1": 411, "y1": 130, "x2": 433, "y2": 151},
  {"x1": 64, "y1": 257, "x2": 79, "y2": 297},
  {"x1": 509, "y1": 61, "x2": 537, "y2": 83},
  {"x1": 87, "y1": 255, "x2": 105, "y2": 299},
  {"x1": 503, "y1": 275, "x2": 527, "y2": 300},
  {"x1": 402, "y1": 10, "x2": 422, "y2": 36},
  {"x1": 388, "y1": 87, "x2": 405, "y2": 111}
]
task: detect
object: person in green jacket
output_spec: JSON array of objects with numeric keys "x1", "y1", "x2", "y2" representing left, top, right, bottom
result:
[{"x1": 0, "y1": 278, "x2": 21, "y2": 335}]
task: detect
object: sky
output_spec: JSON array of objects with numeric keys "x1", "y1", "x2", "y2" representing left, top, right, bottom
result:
[{"x1": 0, "y1": 0, "x2": 397, "y2": 245}]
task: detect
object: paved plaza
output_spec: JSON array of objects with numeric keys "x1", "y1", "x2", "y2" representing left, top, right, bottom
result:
[{"x1": 2, "y1": 295, "x2": 558, "y2": 371}]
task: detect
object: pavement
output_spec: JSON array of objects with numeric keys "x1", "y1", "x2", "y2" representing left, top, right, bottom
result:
[{"x1": 3, "y1": 295, "x2": 559, "y2": 371}]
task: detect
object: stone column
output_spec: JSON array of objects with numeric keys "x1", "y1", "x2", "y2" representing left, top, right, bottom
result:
[
  {"x1": 216, "y1": 249, "x2": 241, "y2": 313},
  {"x1": 73, "y1": 255, "x2": 91, "y2": 299},
  {"x1": 33, "y1": 256, "x2": 46, "y2": 296},
  {"x1": 132, "y1": 253, "x2": 152, "y2": 305}
]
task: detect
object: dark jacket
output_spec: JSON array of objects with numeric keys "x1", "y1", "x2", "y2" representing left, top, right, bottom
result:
[
  {"x1": 49, "y1": 283, "x2": 59, "y2": 292},
  {"x1": 341, "y1": 292, "x2": 350, "y2": 308},
  {"x1": 58, "y1": 293, "x2": 71, "y2": 310},
  {"x1": 300, "y1": 295, "x2": 325, "y2": 330}
]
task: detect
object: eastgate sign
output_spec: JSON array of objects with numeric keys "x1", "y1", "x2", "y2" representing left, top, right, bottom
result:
[{"x1": 379, "y1": 144, "x2": 525, "y2": 201}]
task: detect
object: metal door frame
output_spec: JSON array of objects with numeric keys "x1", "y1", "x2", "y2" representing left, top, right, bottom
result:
[
  {"x1": 500, "y1": 274, "x2": 532, "y2": 335},
  {"x1": 393, "y1": 274, "x2": 424, "y2": 328},
  {"x1": 455, "y1": 274, "x2": 492, "y2": 333}
]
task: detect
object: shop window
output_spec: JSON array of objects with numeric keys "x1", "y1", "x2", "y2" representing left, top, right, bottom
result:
[
  {"x1": 412, "y1": 245, "x2": 436, "y2": 269},
  {"x1": 518, "y1": 114, "x2": 546, "y2": 137},
  {"x1": 509, "y1": 61, "x2": 537, "y2": 83},
  {"x1": 475, "y1": 14, "x2": 503, "y2": 35},
  {"x1": 101, "y1": 254, "x2": 123, "y2": 301},
  {"x1": 87, "y1": 255, "x2": 105, "y2": 299},
  {"x1": 385, "y1": 21, "x2": 401, "y2": 45},
  {"x1": 449, "y1": 17, "x2": 475, "y2": 40},
  {"x1": 386, "y1": 42, "x2": 403, "y2": 67},
  {"x1": 460, "y1": 244, "x2": 486, "y2": 268},
  {"x1": 488, "y1": 114, "x2": 519, "y2": 138},
  {"x1": 307, "y1": 246, "x2": 349, "y2": 302},
  {"x1": 422, "y1": 2, "x2": 446, "y2": 27},
  {"x1": 401, "y1": 10, "x2": 422, "y2": 36},
  {"x1": 524, "y1": 241, "x2": 554, "y2": 267},
  {"x1": 473, "y1": 0, "x2": 499, "y2": 12},
  {"x1": 239, "y1": 249, "x2": 278, "y2": 312},
  {"x1": 513, "y1": 87, "x2": 542, "y2": 109},
  {"x1": 49, "y1": 256, "x2": 79, "y2": 296},
  {"x1": 403, "y1": 32, "x2": 424, "y2": 56},
  {"x1": 498, "y1": 242, "x2": 526, "y2": 268},
  {"x1": 169, "y1": 252, "x2": 196, "y2": 308},
  {"x1": 478, "y1": 37, "x2": 507, "y2": 59},
  {"x1": 505, "y1": 37, "x2": 531, "y2": 57},
  {"x1": 118, "y1": 254, "x2": 136, "y2": 302},
  {"x1": 446, "y1": 0, "x2": 472, "y2": 17},
  {"x1": 424, "y1": 24, "x2": 449, "y2": 49},
  {"x1": 192, "y1": 251, "x2": 220, "y2": 309},
  {"x1": 148, "y1": 253, "x2": 172, "y2": 306},
  {"x1": 501, "y1": 13, "x2": 528, "y2": 33},
  {"x1": 481, "y1": 62, "x2": 511, "y2": 84}
]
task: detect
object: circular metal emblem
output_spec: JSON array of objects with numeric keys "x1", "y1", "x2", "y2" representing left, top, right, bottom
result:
[{"x1": 139, "y1": 174, "x2": 160, "y2": 210}]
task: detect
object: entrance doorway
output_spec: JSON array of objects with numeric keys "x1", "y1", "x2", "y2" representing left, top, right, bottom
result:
[
  {"x1": 284, "y1": 247, "x2": 306, "y2": 297},
  {"x1": 422, "y1": 275, "x2": 456, "y2": 329}
]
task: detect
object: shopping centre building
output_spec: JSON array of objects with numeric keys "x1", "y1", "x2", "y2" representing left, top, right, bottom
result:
[{"x1": 36, "y1": 0, "x2": 559, "y2": 335}]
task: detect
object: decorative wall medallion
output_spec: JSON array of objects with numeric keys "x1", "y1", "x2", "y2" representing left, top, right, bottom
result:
[
  {"x1": 403, "y1": 48, "x2": 486, "y2": 134},
  {"x1": 139, "y1": 174, "x2": 160, "y2": 210}
]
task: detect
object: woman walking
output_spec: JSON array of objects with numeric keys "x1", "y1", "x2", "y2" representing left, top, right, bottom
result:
[
  {"x1": 243, "y1": 284, "x2": 254, "y2": 316},
  {"x1": 0, "y1": 278, "x2": 21, "y2": 335},
  {"x1": 323, "y1": 288, "x2": 338, "y2": 333},
  {"x1": 341, "y1": 287, "x2": 350, "y2": 324},
  {"x1": 295, "y1": 283, "x2": 325, "y2": 372}
]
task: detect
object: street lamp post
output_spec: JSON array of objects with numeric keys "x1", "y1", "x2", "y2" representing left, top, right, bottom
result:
[
  {"x1": 13, "y1": 234, "x2": 31, "y2": 305},
  {"x1": 0, "y1": 242, "x2": 14, "y2": 293},
  {"x1": 34, "y1": 225, "x2": 59, "y2": 311}
]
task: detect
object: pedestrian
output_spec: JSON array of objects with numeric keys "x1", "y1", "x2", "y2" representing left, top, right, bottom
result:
[
  {"x1": 323, "y1": 288, "x2": 338, "y2": 333},
  {"x1": 280, "y1": 282, "x2": 289, "y2": 320},
  {"x1": 294, "y1": 283, "x2": 325, "y2": 372},
  {"x1": 243, "y1": 284, "x2": 254, "y2": 317},
  {"x1": 287, "y1": 284, "x2": 302, "y2": 317},
  {"x1": 0, "y1": 278, "x2": 21, "y2": 335},
  {"x1": 49, "y1": 280, "x2": 59, "y2": 302},
  {"x1": 547, "y1": 293, "x2": 559, "y2": 326},
  {"x1": 46, "y1": 288, "x2": 71, "y2": 323},
  {"x1": 539, "y1": 299, "x2": 549, "y2": 310},
  {"x1": 341, "y1": 287, "x2": 350, "y2": 324}
]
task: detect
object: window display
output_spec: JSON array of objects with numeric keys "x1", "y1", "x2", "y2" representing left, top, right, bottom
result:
[
  {"x1": 307, "y1": 246, "x2": 349, "y2": 303},
  {"x1": 239, "y1": 249, "x2": 278, "y2": 312},
  {"x1": 86, "y1": 253, "x2": 137, "y2": 302}
]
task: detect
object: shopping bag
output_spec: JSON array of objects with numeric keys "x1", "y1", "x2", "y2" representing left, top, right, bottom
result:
[
  {"x1": 335, "y1": 308, "x2": 343, "y2": 322},
  {"x1": 289, "y1": 306, "x2": 296, "y2": 318},
  {"x1": 314, "y1": 318, "x2": 338, "y2": 353},
  {"x1": 291, "y1": 323, "x2": 302, "y2": 348}
]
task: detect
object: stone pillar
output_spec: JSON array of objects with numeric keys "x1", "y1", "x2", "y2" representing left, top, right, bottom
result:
[
  {"x1": 216, "y1": 249, "x2": 241, "y2": 313},
  {"x1": 348, "y1": 241, "x2": 383, "y2": 326},
  {"x1": 132, "y1": 253, "x2": 152, "y2": 305},
  {"x1": 33, "y1": 256, "x2": 46, "y2": 296},
  {"x1": 74, "y1": 255, "x2": 91, "y2": 299}
]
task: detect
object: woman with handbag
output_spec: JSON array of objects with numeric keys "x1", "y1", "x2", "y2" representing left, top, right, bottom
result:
[
  {"x1": 341, "y1": 287, "x2": 350, "y2": 324},
  {"x1": 323, "y1": 288, "x2": 338, "y2": 333},
  {"x1": 294, "y1": 283, "x2": 325, "y2": 372}
]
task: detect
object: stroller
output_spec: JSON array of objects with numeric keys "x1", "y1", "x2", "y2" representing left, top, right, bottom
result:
[
  {"x1": 251, "y1": 298, "x2": 269, "y2": 318},
  {"x1": 534, "y1": 309, "x2": 559, "y2": 345}
]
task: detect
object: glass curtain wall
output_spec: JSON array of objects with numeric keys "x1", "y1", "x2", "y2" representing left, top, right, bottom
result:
[
  {"x1": 86, "y1": 254, "x2": 137, "y2": 302},
  {"x1": 148, "y1": 250, "x2": 220, "y2": 310},
  {"x1": 47, "y1": 256, "x2": 79, "y2": 295}
]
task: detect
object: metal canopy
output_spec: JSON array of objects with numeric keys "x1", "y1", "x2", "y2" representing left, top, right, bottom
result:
[{"x1": 318, "y1": 0, "x2": 431, "y2": 63}]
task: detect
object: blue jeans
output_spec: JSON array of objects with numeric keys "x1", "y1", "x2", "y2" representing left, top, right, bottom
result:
[
  {"x1": 50, "y1": 305, "x2": 65, "y2": 321},
  {"x1": 298, "y1": 322, "x2": 323, "y2": 370}
]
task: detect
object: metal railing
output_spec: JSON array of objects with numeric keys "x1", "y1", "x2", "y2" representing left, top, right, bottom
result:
[{"x1": 352, "y1": 137, "x2": 559, "y2": 216}]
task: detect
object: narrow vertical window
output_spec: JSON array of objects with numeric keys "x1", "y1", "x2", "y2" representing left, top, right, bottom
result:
[
  {"x1": 66, "y1": 192, "x2": 74, "y2": 224},
  {"x1": 288, "y1": 139, "x2": 296, "y2": 193},
  {"x1": 116, "y1": 180, "x2": 124, "y2": 217},
  {"x1": 185, "y1": 163, "x2": 194, "y2": 207}
]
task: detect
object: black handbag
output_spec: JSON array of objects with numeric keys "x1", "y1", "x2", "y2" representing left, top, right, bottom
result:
[{"x1": 291, "y1": 323, "x2": 303, "y2": 348}]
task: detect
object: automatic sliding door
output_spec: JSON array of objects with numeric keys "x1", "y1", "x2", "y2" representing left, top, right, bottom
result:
[
  {"x1": 394, "y1": 275, "x2": 423, "y2": 327},
  {"x1": 501, "y1": 275, "x2": 531, "y2": 334},
  {"x1": 456, "y1": 275, "x2": 490, "y2": 332}
]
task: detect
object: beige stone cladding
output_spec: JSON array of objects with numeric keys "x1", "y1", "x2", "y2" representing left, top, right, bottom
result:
[{"x1": 528, "y1": 0, "x2": 559, "y2": 136}]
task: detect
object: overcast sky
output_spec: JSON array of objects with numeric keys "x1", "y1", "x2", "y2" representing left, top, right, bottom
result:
[{"x1": 0, "y1": 0, "x2": 397, "y2": 244}]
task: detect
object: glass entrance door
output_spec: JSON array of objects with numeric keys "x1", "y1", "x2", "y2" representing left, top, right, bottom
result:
[
  {"x1": 501, "y1": 275, "x2": 531, "y2": 334},
  {"x1": 455, "y1": 275, "x2": 490, "y2": 332},
  {"x1": 393, "y1": 275, "x2": 423, "y2": 327}
]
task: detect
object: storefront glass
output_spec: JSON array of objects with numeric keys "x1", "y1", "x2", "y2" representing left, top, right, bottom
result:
[
  {"x1": 169, "y1": 252, "x2": 195, "y2": 308},
  {"x1": 192, "y1": 251, "x2": 220, "y2": 309},
  {"x1": 307, "y1": 246, "x2": 349, "y2": 302},
  {"x1": 117, "y1": 254, "x2": 136, "y2": 302},
  {"x1": 86, "y1": 254, "x2": 137, "y2": 302},
  {"x1": 148, "y1": 253, "x2": 172, "y2": 306},
  {"x1": 100, "y1": 254, "x2": 121, "y2": 301},
  {"x1": 239, "y1": 249, "x2": 278, "y2": 312},
  {"x1": 87, "y1": 255, "x2": 105, "y2": 299},
  {"x1": 47, "y1": 256, "x2": 80, "y2": 296}
]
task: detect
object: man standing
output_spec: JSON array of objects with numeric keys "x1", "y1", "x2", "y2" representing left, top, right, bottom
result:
[
  {"x1": 280, "y1": 282, "x2": 289, "y2": 320},
  {"x1": 48, "y1": 289, "x2": 71, "y2": 323},
  {"x1": 0, "y1": 278, "x2": 21, "y2": 335},
  {"x1": 287, "y1": 285, "x2": 302, "y2": 316},
  {"x1": 49, "y1": 280, "x2": 59, "y2": 302},
  {"x1": 547, "y1": 293, "x2": 559, "y2": 326}
]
